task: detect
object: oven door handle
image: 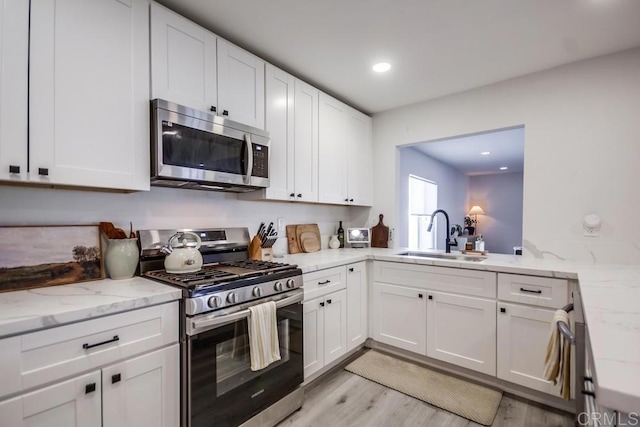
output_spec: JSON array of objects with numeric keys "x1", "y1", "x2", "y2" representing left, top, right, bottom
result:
[
  {"x1": 188, "y1": 290, "x2": 303, "y2": 335},
  {"x1": 244, "y1": 133, "x2": 253, "y2": 185}
]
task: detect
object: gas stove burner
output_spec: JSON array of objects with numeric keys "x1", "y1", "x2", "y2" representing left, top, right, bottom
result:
[{"x1": 146, "y1": 266, "x2": 238, "y2": 287}]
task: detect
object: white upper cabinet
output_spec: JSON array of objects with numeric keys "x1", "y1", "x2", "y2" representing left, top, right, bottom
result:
[
  {"x1": 318, "y1": 93, "x2": 347, "y2": 204},
  {"x1": 217, "y1": 39, "x2": 265, "y2": 129},
  {"x1": 318, "y1": 93, "x2": 372, "y2": 206},
  {"x1": 150, "y1": 4, "x2": 265, "y2": 129},
  {"x1": 0, "y1": 0, "x2": 29, "y2": 183},
  {"x1": 29, "y1": 0, "x2": 150, "y2": 191},
  {"x1": 293, "y1": 79, "x2": 319, "y2": 202},
  {"x1": 150, "y1": 2, "x2": 217, "y2": 113},
  {"x1": 345, "y1": 107, "x2": 373, "y2": 206},
  {"x1": 264, "y1": 65, "x2": 295, "y2": 200}
]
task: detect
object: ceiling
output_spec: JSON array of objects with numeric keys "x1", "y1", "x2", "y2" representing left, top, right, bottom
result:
[
  {"x1": 411, "y1": 127, "x2": 525, "y2": 176},
  {"x1": 157, "y1": 0, "x2": 640, "y2": 115}
]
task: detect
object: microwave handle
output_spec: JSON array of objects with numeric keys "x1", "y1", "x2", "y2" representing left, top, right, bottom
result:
[{"x1": 244, "y1": 133, "x2": 253, "y2": 185}]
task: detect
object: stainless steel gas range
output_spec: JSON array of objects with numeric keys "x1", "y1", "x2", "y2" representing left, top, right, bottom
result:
[{"x1": 139, "y1": 228, "x2": 304, "y2": 427}]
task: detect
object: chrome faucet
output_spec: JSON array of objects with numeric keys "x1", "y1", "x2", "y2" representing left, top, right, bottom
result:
[{"x1": 427, "y1": 209, "x2": 452, "y2": 253}]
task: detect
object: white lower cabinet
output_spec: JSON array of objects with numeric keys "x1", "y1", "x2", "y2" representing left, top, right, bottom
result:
[
  {"x1": 0, "y1": 302, "x2": 179, "y2": 426},
  {"x1": 497, "y1": 303, "x2": 560, "y2": 394},
  {"x1": 426, "y1": 291, "x2": 496, "y2": 375},
  {"x1": 0, "y1": 370, "x2": 102, "y2": 427},
  {"x1": 346, "y1": 262, "x2": 368, "y2": 351},
  {"x1": 372, "y1": 282, "x2": 426, "y2": 354},
  {"x1": 303, "y1": 290, "x2": 347, "y2": 379},
  {"x1": 102, "y1": 345, "x2": 179, "y2": 427}
]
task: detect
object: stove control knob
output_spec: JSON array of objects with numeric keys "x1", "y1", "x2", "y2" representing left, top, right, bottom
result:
[
  {"x1": 252, "y1": 287, "x2": 263, "y2": 298},
  {"x1": 286, "y1": 279, "x2": 295, "y2": 289},
  {"x1": 207, "y1": 296, "x2": 222, "y2": 308},
  {"x1": 226, "y1": 292, "x2": 238, "y2": 304},
  {"x1": 274, "y1": 281, "x2": 283, "y2": 292}
]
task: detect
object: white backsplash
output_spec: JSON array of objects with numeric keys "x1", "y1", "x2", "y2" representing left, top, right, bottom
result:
[{"x1": 0, "y1": 185, "x2": 374, "y2": 253}]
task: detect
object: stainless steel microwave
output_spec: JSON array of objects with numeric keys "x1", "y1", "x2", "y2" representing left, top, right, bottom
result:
[{"x1": 151, "y1": 99, "x2": 270, "y2": 192}]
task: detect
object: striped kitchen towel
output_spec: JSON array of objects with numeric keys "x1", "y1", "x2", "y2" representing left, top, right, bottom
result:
[{"x1": 248, "y1": 301, "x2": 281, "y2": 371}]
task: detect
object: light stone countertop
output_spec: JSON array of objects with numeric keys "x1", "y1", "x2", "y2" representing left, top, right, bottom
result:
[
  {"x1": 280, "y1": 247, "x2": 640, "y2": 413},
  {"x1": 0, "y1": 277, "x2": 181, "y2": 338},
  {"x1": 0, "y1": 248, "x2": 636, "y2": 412}
]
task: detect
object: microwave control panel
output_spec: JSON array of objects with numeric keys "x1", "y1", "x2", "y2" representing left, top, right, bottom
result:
[{"x1": 252, "y1": 144, "x2": 269, "y2": 178}]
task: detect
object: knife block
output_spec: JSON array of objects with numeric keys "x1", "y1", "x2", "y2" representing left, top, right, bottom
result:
[{"x1": 248, "y1": 235, "x2": 274, "y2": 261}]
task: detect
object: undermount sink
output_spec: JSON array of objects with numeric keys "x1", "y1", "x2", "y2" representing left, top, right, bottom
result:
[{"x1": 397, "y1": 251, "x2": 486, "y2": 262}]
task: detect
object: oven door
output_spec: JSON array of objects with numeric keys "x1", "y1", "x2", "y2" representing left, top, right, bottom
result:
[
  {"x1": 186, "y1": 290, "x2": 303, "y2": 427},
  {"x1": 152, "y1": 100, "x2": 269, "y2": 188}
]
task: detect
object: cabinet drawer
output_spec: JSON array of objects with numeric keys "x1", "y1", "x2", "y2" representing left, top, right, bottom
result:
[
  {"x1": 373, "y1": 261, "x2": 496, "y2": 298},
  {"x1": 17, "y1": 302, "x2": 178, "y2": 393},
  {"x1": 303, "y1": 266, "x2": 346, "y2": 301},
  {"x1": 498, "y1": 274, "x2": 568, "y2": 308}
]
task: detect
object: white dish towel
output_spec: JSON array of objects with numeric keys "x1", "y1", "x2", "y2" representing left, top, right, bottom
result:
[
  {"x1": 543, "y1": 308, "x2": 571, "y2": 400},
  {"x1": 248, "y1": 301, "x2": 281, "y2": 371}
]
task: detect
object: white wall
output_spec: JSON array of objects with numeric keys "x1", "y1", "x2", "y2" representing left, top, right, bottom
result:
[
  {"x1": 373, "y1": 48, "x2": 640, "y2": 264},
  {"x1": 398, "y1": 147, "x2": 469, "y2": 249},
  {"x1": 0, "y1": 185, "x2": 364, "y2": 254},
  {"x1": 468, "y1": 172, "x2": 523, "y2": 254}
]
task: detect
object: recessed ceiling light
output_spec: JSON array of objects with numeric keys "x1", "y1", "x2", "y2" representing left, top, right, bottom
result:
[
  {"x1": 480, "y1": 151, "x2": 491, "y2": 156},
  {"x1": 372, "y1": 62, "x2": 391, "y2": 73},
  {"x1": 499, "y1": 166, "x2": 508, "y2": 170}
]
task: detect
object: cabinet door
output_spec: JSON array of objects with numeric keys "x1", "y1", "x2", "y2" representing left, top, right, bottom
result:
[
  {"x1": 372, "y1": 282, "x2": 426, "y2": 354},
  {"x1": 347, "y1": 262, "x2": 368, "y2": 351},
  {"x1": 497, "y1": 303, "x2": 560, "y2": 395},
  {"x1": 345, "y1": 108, "x2": 373, "y2": 206},
  {"x1": 426, "y1": 291, "x2": 496, "y2": 375},
  {"x1": 102, "y1": 344, "x2": 179, "y2": 427},
  {"x1": 318, "y1": 93, "x2": 347, "y2": 204},
  {"x1": 293, "y1": 79, "x2": 319, "y2": 202},
  {"x1": 217, "y1": 39, "x2": 265, "y2": 129},
  {"x1": 264, "y1": 64, "x2": 295, "y2": 200},
  {"x1": 303, "y1": 297, "x2": 324, "y2": 379},
  {"x1": 323, "y1": 289, "x2": 347, "y2": 366},
  {"x1": 29, "y1": 0, "x2": 150, "y2": 191},
  {"x1": 0, "y1": 0, "x2": 29, "y2": 182},
  {"x1": 150, "y1": 2, "x2": 217, "y2": 112},
  {"x1": 0, "y1": 371, "x2": 101, "y2": 427}
]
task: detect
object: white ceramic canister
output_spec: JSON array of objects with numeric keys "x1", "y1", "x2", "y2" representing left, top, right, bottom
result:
[
  {"x1": 329, "y1": 235, "x2": 340, "y2": 249},
  {"x1": 105, "y1": 238, "x2": 139, "y2": 279}
]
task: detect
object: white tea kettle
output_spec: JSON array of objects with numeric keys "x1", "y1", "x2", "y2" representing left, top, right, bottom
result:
[{"x1": 160, "y1": 231, "x2": 203, "y2": 273}]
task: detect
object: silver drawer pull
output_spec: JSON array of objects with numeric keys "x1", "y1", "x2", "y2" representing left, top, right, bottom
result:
[
  {"x1": 520, "y1": 288, "x2": 542, "y2": 294},
  {"x1": 318, "y1": 280, "x2": 331, "y2": 285},
  {"x1": 83, "y1": 335, "x2": 119, "y2": 350}
]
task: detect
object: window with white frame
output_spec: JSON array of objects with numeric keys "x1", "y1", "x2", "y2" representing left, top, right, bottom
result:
[{"x1": 408, "y1": 175, "x2": 438, "y2": 250}]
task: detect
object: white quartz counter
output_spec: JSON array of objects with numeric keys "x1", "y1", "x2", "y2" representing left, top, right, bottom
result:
[
  {"x1": 0, "y1": 277, "x2": 181, "y2": 338},
  {"x1": 0, "y1": 247, "x2": 636, "y2": 412},
  {"x1": 280, "y1": 247, "x2": 640, "y2": 413}
]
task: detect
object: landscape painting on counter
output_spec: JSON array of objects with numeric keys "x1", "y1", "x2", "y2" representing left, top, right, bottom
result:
[{"x1": 0, "y1": 225, "x2": 103, "y2": 292}]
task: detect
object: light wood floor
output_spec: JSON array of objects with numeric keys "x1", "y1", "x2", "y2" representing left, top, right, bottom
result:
[{"x1": 278, "y1": 369, "x2": 574, "y2": 427}]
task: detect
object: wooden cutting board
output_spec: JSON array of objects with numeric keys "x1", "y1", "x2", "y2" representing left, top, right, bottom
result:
[
  {"x1": 296, "y1": 224, "x2": 321, "y2": 253},
  {"x1": 286, "y1": 225, "x2": 301, "y2": 254},
  {"x1": 371, "y1": 214, "x2": 389, "y2": 248}
]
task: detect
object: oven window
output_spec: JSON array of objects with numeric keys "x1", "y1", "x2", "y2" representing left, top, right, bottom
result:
[
  {"x1": 162, "y1": 121, "x2": 245, "y2": 174},
  {"x1": 215, "y1": 318, "x2": 290, "y2": 397},
  {"x1": 189, "y1": 303, "x2": 303, "y2": 427}
]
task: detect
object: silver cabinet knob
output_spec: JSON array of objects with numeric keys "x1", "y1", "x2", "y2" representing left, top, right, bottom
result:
[
  {"x1": 274, "y1": 281, "x2": 283, "y2": 291},
  {"x1": 252, "y1": 287, "x2": 263, "y2": 297},
  {"x1": 226, "y1": 292, "x2": 237, "y2": 304},
  {"x1": 286, "y1": 279, "x2": 295, "y2": 289},
  {"x1": 208, "y1": 296, "x2": 222, "y2": 308}
]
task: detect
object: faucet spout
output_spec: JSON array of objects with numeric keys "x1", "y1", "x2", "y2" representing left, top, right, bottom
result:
[{"x1": 427, "y1": 209, "x2": 452, "y2": 253}]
